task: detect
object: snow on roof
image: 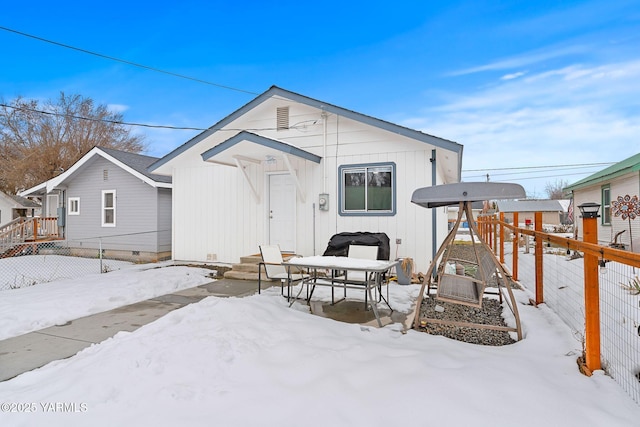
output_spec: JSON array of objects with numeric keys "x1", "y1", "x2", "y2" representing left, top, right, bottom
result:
[{"x1": 497, "y1": 200, "x2": 563, "y2": 213}]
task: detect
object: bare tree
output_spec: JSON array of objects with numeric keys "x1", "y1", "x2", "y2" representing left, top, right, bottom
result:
[
  {"x1": 0, "y1": 93, "x2": 145, "y2": 194},
  {"x1": 544, "y1": 179, "x2": 569, "y2": 200}
]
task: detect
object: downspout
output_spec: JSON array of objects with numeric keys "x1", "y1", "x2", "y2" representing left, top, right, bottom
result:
[
  {"x1": 431, "y1": 149, "x2": 437, "y2": 270},
  {"x1": 322, "y1": 111, "x2": 328, "y2": 194},
  {"x1": 312, "y1": 202, "x2": 316, "y2": 255}
]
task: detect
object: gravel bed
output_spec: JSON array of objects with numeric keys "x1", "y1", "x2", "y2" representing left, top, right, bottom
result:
[
  {"x1": 417, "y1": 243, "x2": 517, "y2": 346},
  {"x1": 418, "y1": 296, "x2": 515, "y2": 346}
]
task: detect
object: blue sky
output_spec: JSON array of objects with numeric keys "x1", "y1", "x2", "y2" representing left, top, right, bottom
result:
[{"x1": 2, "y1": 0, "x2": 639, "y2": 197}]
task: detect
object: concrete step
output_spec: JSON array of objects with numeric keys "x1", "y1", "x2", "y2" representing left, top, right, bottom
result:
[
  {"x1": 225, "y1": 253, "x2": 301, "y2": 281},
  {"x1": 223, "y1": 270, "x2": 273, "y2": 281},
  {"x1": 232, "y1": 263, "x2": 260, "y2": 273},
  {"x1": 240, "y1": 254, "x2": 262, "y2": 264}
]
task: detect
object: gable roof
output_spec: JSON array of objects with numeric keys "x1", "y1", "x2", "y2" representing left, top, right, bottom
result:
[
  {"x1": 98, "y1": 147, "x2": 172, "y2": 184},
  {"x1": 496, "y1": 200, "x2": 563, "y2": 213},
  {"x1": 0, "y1": 191, "x2": 40, "y2": 208},
  {"x1": 149, "y1": 86, "x2": 463, "y2": 176},
  {"x1": 20, "y1": 146, "x2": 171, "y2": 196},
  {"x1": 564, "y1": 152, "x2": 640, "y2": 192}
]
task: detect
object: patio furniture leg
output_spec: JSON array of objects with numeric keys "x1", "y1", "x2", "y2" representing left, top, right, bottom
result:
[{"x1": 366, "y1": 280, "x2": 382, "y2": 327}]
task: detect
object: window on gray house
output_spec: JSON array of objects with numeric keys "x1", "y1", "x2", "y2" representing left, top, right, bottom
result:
[
  {"x1": 102, "y1": 190, "x2": 116, "y2": 227},
  {"x1": 601, "y1": 185, "x2": 611, "y2": 225},
  {"x1": 68, "y1": 197, "x2": 80, "y2": 215}
]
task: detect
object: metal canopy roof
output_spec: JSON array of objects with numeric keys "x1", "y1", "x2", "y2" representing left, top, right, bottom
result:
[{"x1": 411, "y1": 182, "x2": 526, "y2": 208}]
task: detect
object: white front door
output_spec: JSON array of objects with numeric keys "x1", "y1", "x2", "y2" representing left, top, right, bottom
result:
[
  {"x1": 269, "y1": 174, "x2": 296, "y2": 252},
  {"x1": 46, "y1": 194, "x2": 59, "y2": 217}
]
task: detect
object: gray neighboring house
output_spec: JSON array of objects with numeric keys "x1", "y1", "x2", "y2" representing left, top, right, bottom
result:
[
  {"x1": 496, "y1": 200, "x2": 566, "y2": 226},
  {"x1": 20, "y1": 146, "x2": 172, "y2": 262},
  {"x1": 564, "y1": 152, "x2": 640, "y2": 251},
  {"x1": 0, "y1": 191, "x2": 41, "y2": 226}
]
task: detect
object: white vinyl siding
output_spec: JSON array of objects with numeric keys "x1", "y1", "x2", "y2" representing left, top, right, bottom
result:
[
  {"x1": 165, "y1": 97, "x2": 456, "y2": 273},
  {"x1": 102, "y1": 190, "x2": 116, "y2": 227}
]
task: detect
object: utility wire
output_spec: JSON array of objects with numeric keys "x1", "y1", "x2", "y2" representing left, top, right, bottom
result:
[
  {"x1": 462, "y1": 162, "x2": 614, "y2": 172},
  {"x1": 0, "y1": 102, "x2": 208, "y2": 131},
  {"x1": 0, "y1": 102, "x2": 310, "y2": 133},
  {"x1": 495, "y1": 171, "x2": 602, "y2": 181},
  {"x1": 463, "y1": 164, "x2": 609, "y2": 179},
  {"x1": 0, "y1": 25, "x2": 259, "y2": 96}
]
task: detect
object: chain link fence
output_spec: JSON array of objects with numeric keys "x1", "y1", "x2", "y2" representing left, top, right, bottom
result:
[{"x1": 0, "y1": 232, "x2": 169, "y2": 291}]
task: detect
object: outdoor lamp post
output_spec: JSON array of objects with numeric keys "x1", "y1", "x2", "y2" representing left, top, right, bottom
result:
[
  {"x1": 578, "y1": 202, "x2": 601, "y2": 372},
  {"x1": 578, "y1": 202, "x2": 601, "y2": 219}
]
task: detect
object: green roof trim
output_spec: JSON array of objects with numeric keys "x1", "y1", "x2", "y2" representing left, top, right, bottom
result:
[{"x1": 564, "y1": 152, "x2": 640, "y2": 191}]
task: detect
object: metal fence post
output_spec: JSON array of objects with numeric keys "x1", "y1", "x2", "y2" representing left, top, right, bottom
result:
[{"x1": 99, "y1": 238, "x2": 103, "y2": 274}]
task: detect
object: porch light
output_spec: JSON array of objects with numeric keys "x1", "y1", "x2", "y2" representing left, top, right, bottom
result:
[
  {"x1": 599, "y1": 259, "x2": 608, "y2": 275},
  {"x1": 578, "y1": 202, "x2": 601, "y2": 219}
]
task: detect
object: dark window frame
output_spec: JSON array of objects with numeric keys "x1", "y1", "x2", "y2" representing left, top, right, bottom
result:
[
  {"x1": 601, "y1": 185, "x2": 611, "y2": 225},
  {"x1": 338, "y1": 162, "x2": 396, "y2": 216}
]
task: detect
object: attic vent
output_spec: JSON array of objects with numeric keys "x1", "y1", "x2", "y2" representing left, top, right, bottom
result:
[
  {"x1": 103, "y1": 169, "x2": 108, "y2": 181},
  {"x1": 276, "y1": 106, "x2": 289, "y2": 131}
]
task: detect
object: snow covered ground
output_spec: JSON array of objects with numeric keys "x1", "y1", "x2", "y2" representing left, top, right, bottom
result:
[
  {"x1": 1, "y1": 257, "x2": 640, "y2": 426},
  {"x1": 0, "y1": 260, "x2": 214, "y2": 340}
]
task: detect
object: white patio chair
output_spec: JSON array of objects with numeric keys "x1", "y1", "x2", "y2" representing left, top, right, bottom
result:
[
  {"x1": 258, "y1": 245, "x2": 309, "y2": 301},
  {"x1": 332, "y1": 244, "x2": 382, "y2": 306}
]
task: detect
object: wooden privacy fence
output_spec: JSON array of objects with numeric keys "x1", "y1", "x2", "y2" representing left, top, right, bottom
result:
[{"x1": 478, "y1": 212, "x2": 640, "y2": 389}]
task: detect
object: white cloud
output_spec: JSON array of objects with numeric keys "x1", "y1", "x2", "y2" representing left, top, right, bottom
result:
[
  {"x1": 449, "y1": 45, "x2": 588, "y2": 76},
  {"x1": 501, "y1": 71, "x2": 527, "y2": 80},
  {"x1": 107, "y1": 103, "x2": 130, "y2": 113},
  {"x1": 408, "y1": 59, "x2": 640, "y2": 195}
]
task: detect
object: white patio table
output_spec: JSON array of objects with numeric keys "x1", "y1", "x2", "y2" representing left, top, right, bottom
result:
[{"x1": 282, "y1": 256, "x2": 399, "y2": 327}]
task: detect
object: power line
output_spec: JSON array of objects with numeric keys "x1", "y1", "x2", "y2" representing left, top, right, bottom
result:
[
  {"x1": 0, "y1": 102, "x2": 208, "y2": 131},
  {"x1": 498, "y1": 171, "x2": 599, "y2": 181},
  {"x1": 0, "y1": 102, "x2": 310, "y2": 133},
  {"x1": 462, "y1": 164, "x2": 608, "y2": 180},
  {"x1": 462, "y1": 162, "x2": 614, "y2": 172},
  {"x1": 0, "y1": 25, "x2": 259, "y2": 96}
]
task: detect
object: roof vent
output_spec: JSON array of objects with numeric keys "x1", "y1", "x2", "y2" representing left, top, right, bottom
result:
[
  {"x1": 276, "y1": 106, "x2": 289, "y2": 131},
  {"x1": 103, "y1": 169, "x2": 109, "y2": 181}
]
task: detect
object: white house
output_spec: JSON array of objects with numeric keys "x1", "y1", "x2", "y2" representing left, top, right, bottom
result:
[
  {"x1": 0, "y1": 191, "x2": 40, "y2": 227},
  {"x1": 565, "y1": 152, "x2": 640, "y2": 251},
  {"x1": 149, "y1": 86, "x2": 463, "y2": 272}
]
